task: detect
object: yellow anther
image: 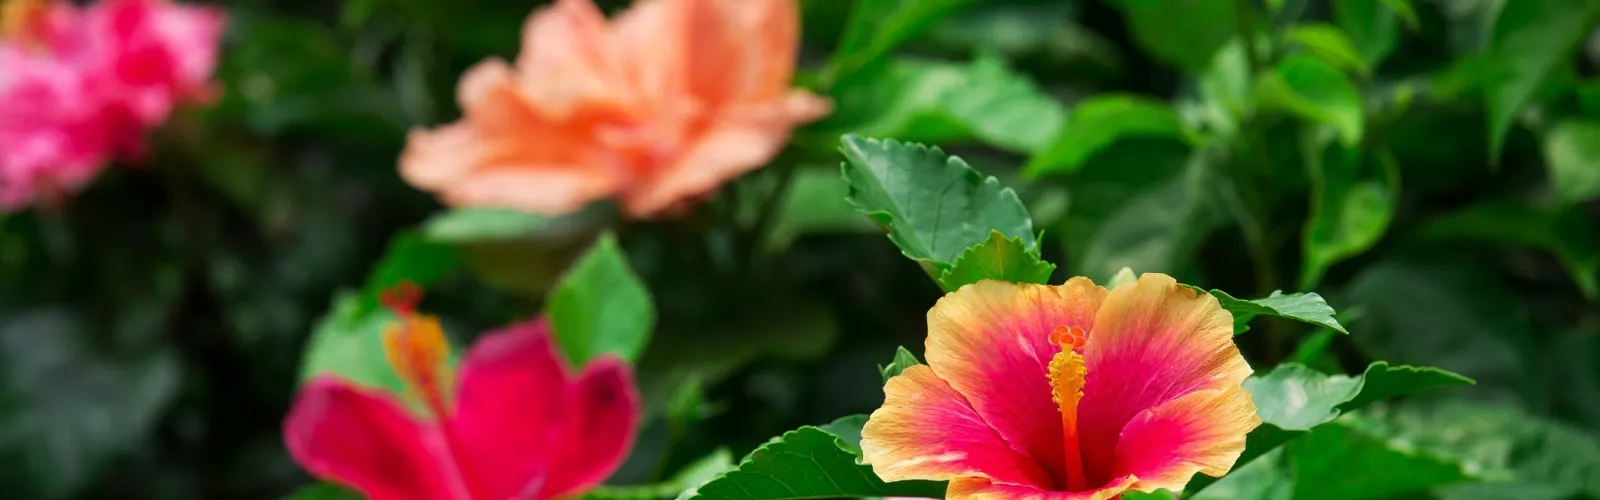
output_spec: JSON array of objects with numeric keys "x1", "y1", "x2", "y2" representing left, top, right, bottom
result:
[{"x1": 2, "y1": 0, "x2": 51, "y2": 44}]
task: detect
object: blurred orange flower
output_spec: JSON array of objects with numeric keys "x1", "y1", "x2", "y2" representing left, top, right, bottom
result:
[{"x1": 400, "y1": 0, "x2": 830, "y2": 218}]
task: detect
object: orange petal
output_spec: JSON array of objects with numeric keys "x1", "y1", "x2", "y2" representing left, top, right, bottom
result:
[
  {"x1": 681, "y1": 0, "x2": 798, "y2": 108},
  {"x1": 620, "y1": 92, "x2": 828, "y2": 217},
  {"x1": 514, "y1": 0, "x2": 634, "y2": 118},
  {"x1": 1112, "y1": 386, "x2": 1259, "y2": 492},
  {"x1": 946, "y1": 475, "x2": 1138, "y2": 500},
  {"x1": 612, "y1": 0, "x2": 688, "y2": 105},
  {"x1": 860, "y1": 365, "x2": 1055, "y2": 488},
  {"x1": 922, "y1": 279, "x2": 1107, "y2": 490},
  {"x1": 1076, "y1": 273, "x2": 1251, "y2": 486}
]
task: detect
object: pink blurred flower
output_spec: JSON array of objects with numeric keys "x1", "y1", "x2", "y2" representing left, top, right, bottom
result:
[{"x1": 0, "y1": 0, "x2": 224, "y2": 210}]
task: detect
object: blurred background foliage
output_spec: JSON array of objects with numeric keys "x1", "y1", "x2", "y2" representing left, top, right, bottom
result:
[{"x1": 1, "y1": 0, "x2": 1599, "y2": 498}]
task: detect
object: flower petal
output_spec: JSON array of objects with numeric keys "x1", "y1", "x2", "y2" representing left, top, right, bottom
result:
[
  {"x1": 450, "y1": 320, "x2": 640, "y2": 499},
  {"x1": 946, "y1": 475, "x2": 1138, "y2": 500},
  {"x1": 621, "y1": 98, "x2": 822, "y2": 216},
  {"x1": 515, "y1": 0, "x2": 635, "y2": 118},
  {"x1": 682, "y1": 0, "x2": 798, "y2": 107},
  {"x1": 1077, "y1": 273, "x2": 1250, "y2": 485},
  {"x1": 922, "y1": 279, "x2": 1106, "y2": 487},
  {"x1": 544, "y1": 357, "x2": 642, "y2": 497},
  {"x1": 283, "y1": 377, "x2": 469, "y2": 500},
  {"x1": 1112, "y1": 386, "x2": 1259, "y2": 492},
  {"x1": 861, "y1": 365, "x2": 1055, "y2": 487},
  {"x1": 450, "y1": 320, "x2": 570, "y2": 499}
]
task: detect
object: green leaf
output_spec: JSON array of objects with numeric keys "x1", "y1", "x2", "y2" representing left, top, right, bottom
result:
[
  {"x1": 763, "y1": 167, "x2": 879, "y2": 251},
  {"x1": 421, "y1": 208, "x2": 550, "y2": 243},
  {"x1": 936, "y1": 230, "x2": 1056, "y2": 292},
  {"x1": 1543, "y1": 120, "x2": 1600, "y2": 205},
  {"x1": 1206, "y1": 289, "x2": 1350, "y2": 334},
  {"x1": 1115, "y1": 0, "x2": 1236, "y2": 71},
  {"x1": 1186, "y1": 361, "x2": 1472, "y2": 494},
  {"x1": 819, "y1": 415, "x2": 870, "y2": 458},
  {"x1": 674, "y1": 424, "x2": 946, "y2": 500},
  {"x1": 1063, "y1": 143, "x2": 1215, "y2": 283},
  {"x1": 1332, "y1": 0, "x2": 1400, "y2": 65},
  {"x1": 1421, "y1": 202, "x2": 1600, "y2": 300},
  {"x1": 1288, "y1": 422, "x2": 1473, "y2": 499},
  {"x1": 820, "y1": 56, "x2": 1066, "y2": 154},
  {"x1": 824, "y1": 0, "x2": 979, "y2": 84},
  {"x1": 588, "y1": 449, "x2": 736, "y2": 500},
  {"x1": 360, "y1": 232, "x2": 460, "y2": 306},
  {"x1": 1264, "y1": 54, "x2": 1365, "y2": 146},
  {"x1": 283, "y1": 483, "x2": 361, "y2": 500},
  {"x1": 1285, "y1": 23, "x2": 1370, "y2": 75},
  {"x1": 1484, "y1": 0, "x2": 1600, "y2": 161},
  {"x1": 1025, "y1": 94, "x2": 1189, "y2": 176},
  {"x1": 840, "y1": 135, "x2": 1036, "y2": 275},
  {"x1": 1359, "y1": 401, "x2": 1600, "y2": 498},
  {"x1": 1300, "y1": 135, "x2": 1397, "y2": 290},
  {"x1": 548, "y1": 233, "x2": 656, "y2": 366},
  {"x1": 878, "y1": 346, "x2": 923, "y2": 384},
  {"x1": 0, "y1": 310, "x2": 181, "y2": 500}
]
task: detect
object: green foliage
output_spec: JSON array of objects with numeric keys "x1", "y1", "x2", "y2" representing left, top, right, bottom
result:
[
  {"x1": 1114, "y1": 0, "x2": 1236, "y2": 71},
  {"x1": 825, "y1": 0, "x2": 979, "y2": 84},
  {"x1": 1483, "y1": 0, "x2": 1600, "y2": 160},
  {"x1": 1204, "y1": 289, "x2": 1350, "y2": 335},
  {"x1": 1299, "y1": 138, "x2": 1397, "y2": 289},
  {"x1": 1285, "y1": 24, "x2": 1369, "y2": 76},
  {"x1": 936, "y1": 230, "x2": 1056, "y2": 292},
  {"x1": 1026, "y1": 94, "x2": 1191, "y2": 176},
  {"x1": 877, "y1": 346, "x2": 922, "y2": 384},
  {"x1": 675, "y1": 418, "x2": 945, "y2": 500},
  {"x1": 548, "y1": 233, "x2": 656, "y2": 366},
  {"x1": 840, "y1": 135, "x2": 1036, "y2": 277},
  {"x1": 1264, "y1": 55, "x2": 1365, "y2": 146},
  {"x1": 283, "y1": 483, "x2": 361, "y2": 500},
  {"x1": 1542, "y1": 120, "x2": 1600, "y2": 205},
  {"x1": 588, "y1": 450, "x2": 735, "y2": 500}
]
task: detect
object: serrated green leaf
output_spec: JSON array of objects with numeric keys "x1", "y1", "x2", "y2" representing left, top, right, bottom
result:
[
  {"x1": 1116, "y1": 0, "x2": 1236, "y2": 71},
  {"x1": 1264, "y1": 55, "x2": 1365, "y2": 146},
  {"x1": 1543, "y1": 120, "x2": 1600, "y2": 205},
  {"x1": 674, "y1": 424, "x2": 945, "y2": 500},
  {"x1": 1359, "y1": 401, "x2": 1600, "y2": 498},
  {"x1": 936, "y1": 230, "x2": 1056, "y2": 292},
  {"x1": 1207, "y1": 289, "x2": 1349, "y2": 334},
  {"x1": 819, "y1": 415, "x2": 870, "y2": 458},
  {"x1": 1026, "y1": 94, "x2": 1189, "y2": 176},
  {"x1": 1286, "y1": 23, "x2": 1370, "y2": 75},
  {"x1": 1186, "y1": 361, "x2": 1472, "y2": 495},
  {"x1": 840, "y1": 135, "x2": 1036, "y2": 275},
  {"x1": 878, "y1": 346, "x2": 922, "y2": 384},
  {"x1": 1484, "y1": 0, "x2": 1600, "y2": 161},
  {"x1": 548, "y1": 233, "x2": 656, "y2": 366},
  {"x1": 1300, "y1": 135, "x2": 1397, "y2": 290}
]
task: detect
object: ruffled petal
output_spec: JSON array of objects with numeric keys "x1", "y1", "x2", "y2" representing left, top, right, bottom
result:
[
  {"x1": 681, "y1": 0, "x2": 798, "y2": 108},
  {"x1": 861, "y1": 365, "x2": 1055, "y2": 487},
  {"x1": 514, "y1": 0, "x2": 635, "y2": 118},
  {"x1": 543, "y1": 357, "x2": 641, "y2": 497},
  {"x1": 450, "y1": 320, "x2": 640, "y2": 499},
  {"x1": 1112, "y1": 386, "x2": 1258, "y2": 492},
  {"x1": 283, "y1": 377, "x2": 469, "y2": 500},
  {"x1": 922, "y1": 279, "x2": 1107, "y2": 487},
  {"x1": 450, "y1": 321, "x2": 570, "y2": 499},
  {"x1": 946, "y1": 475, "x2": 1138, "y2": 500},
  {"x1": 1076, "y1": 273, "x2": 1250, "y2": 485},
  {"x1": 621, "y1": 90, "x2": 827, "y2": 217}
]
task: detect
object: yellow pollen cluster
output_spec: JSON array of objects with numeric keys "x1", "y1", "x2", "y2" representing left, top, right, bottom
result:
[
  {"x1": 382, "y1": 313, "x2": 455, "y2": 415},
  {"x1": 1, "y1": 0, "x2": 49, "y2": 42}
]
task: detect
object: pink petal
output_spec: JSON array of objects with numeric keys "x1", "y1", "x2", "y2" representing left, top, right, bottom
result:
[
  {"x1": 1112, "y1": 386, "x2": 1258, "y2": 492},
  {"x1": 1077, "y1": 273, "x2": 1251, "y2": 486},
  {"x1": 860, "y1": 365, "x2": 1056, "y2": 487},
  {"x1": 543, "y1": 357, "x2": 641, "y2": 497},
  {"x1": 946, "y1": 475, "x2": 1138, "y2": 500},
  {"x1": 921, "y1": 279, "x2": 1107, "y2": 489},
  {"x1": 450, "y1": 319, "x2": 640, "y2": 499},
  {"x1": 283, "y1": 377, "x2": 470, "y2": 500}
]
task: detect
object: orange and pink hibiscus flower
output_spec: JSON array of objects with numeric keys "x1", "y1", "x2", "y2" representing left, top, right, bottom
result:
[
  {"x1": 399, "y1": 0, "x2": 830, "y2": 218},
  {"x1": 862, "y1": 274, "x2": 1260, "y2": 499},
  {"x1": 283, "y1": 288, "x2": 640, "y2": 500}
]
